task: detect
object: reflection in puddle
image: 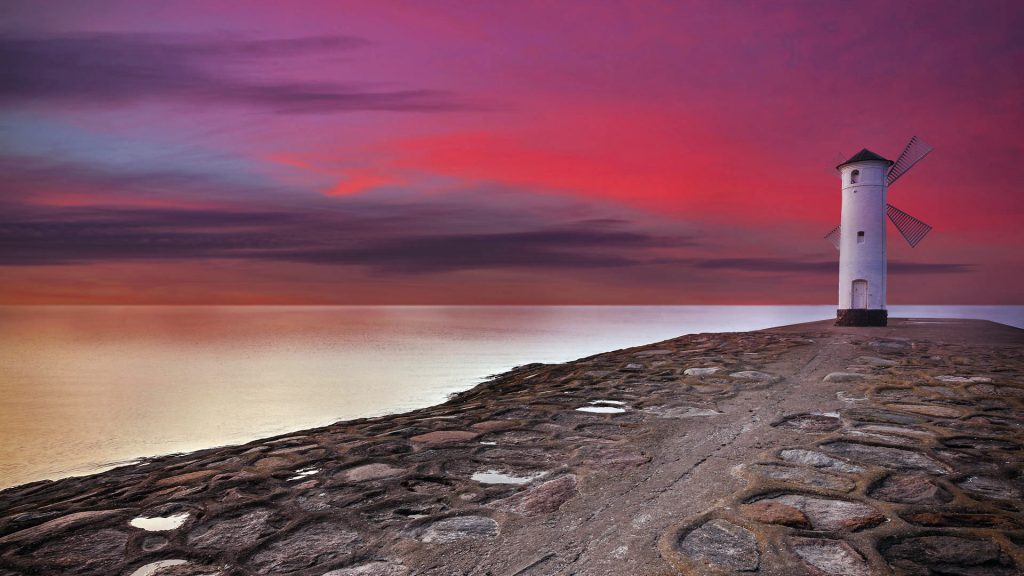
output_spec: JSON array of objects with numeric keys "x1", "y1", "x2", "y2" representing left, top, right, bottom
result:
[
  {"x1": 287, "y1": 467, "x2": 319, "y2": 481},
  {"x1": 129, "y1": 512, "x2": 189, "y2": 531},
  {"x1": 576, "y1": 406, "x2": 626, "y2": 413},
  {"x1": 129, "y1": 559, "x2": 188, "y2": 576},
  {"x1": 479, "y1": 441, "x2": 497, "y2": 445},
  {"x1": 471, "y1": 470, "x2": 544, "y2": 485}
]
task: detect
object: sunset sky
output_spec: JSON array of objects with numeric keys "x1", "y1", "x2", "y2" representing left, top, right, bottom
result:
[{"x1": 1, "y1": 1, "x2": 1021, "y2": 304}]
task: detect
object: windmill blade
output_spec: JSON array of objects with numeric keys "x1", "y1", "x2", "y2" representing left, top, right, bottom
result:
[
  {"x1": 887, "y1": 203, "x2": 932, "y2": 247},
  {"x1": 824, "y1": 224, "x2": 841, "y2": 250},
  {"x1": 832, "y1": 152, "x2": 847, "y2": 177},
  {"x1": 887, "y1": 136, "x2": 933, "y2": 186}
]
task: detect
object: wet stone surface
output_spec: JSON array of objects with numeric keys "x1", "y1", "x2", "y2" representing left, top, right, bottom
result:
[
  {"x1": 855, "y1": 355, "x2": 898, "y2": 367},
  {"x1": 658, "y1": 321, "x2": 1023, "y2": 574},
  {"x1": 773, "y1": 413, "x2": 842, "y2": 432},
  {"x1": 729, "y1": 370, "x2": 780, "y2": 383},
  {"x1": 249, "y1": 522, "x2": 361, "y2": 572},
  {"x1": 683, "y1": 367, "x2": 720, "y2": 376},
  {"x1": 32, "y1": 528, "x2": 128, "y2": 574},
  {"x1": 886, "y1": 403, "x2": 966, "y2": 418},
  {"x1": 778, "y1": 448, "x2": 864, "y2": 474},
  {"x1": 842, "y1": 407, "x2": 925, "y2": 425},
  {"x1": 187, "y1": 508, "x2": 276, "y2": 550},
  {"x1": 740, "y1": 502, "x2": 809, "y2": 528},
  {"x1": 323, "y1": 561, "x2": 410, "y2": 575},
  {"x1": 823, "y1": 372, "x2": 866, "y2": 383},
  {"x1": 752, "y1": 494, "x2": 884, "y2": 531},
  {"x1": 822, "y1": 441, "x2": 950, "y2": 474},
  {"x1": 956, "y1": 475, "x2": 1022, "y2": 502},
  {"x1": 419, "y1": 516, "x2": 499, "y2": 543},
  {"x1": 494, "y1": 474, "x2": 578, "y2": 515},
  {"x1": 745, "y1": 463, "x2": 855, "y2": 492},
  {"x1": 869, "y1": 474, "x2": 953, "y2": 505},
  {"x1": 678, "y1": 519, "x2": 759, "y2": 572},
  {"x1": 901, "y1": 510, "x2": 1023, "y2": 529},
  {"x1": 345, "y1": 463, "x2": 406, "y2": 482},
  {"x1": 881, "y1": 535, "x2": 1018, "y2": 575},
  {"x1": 791, "y1": 538, "x2": 871, "y2": 576}
]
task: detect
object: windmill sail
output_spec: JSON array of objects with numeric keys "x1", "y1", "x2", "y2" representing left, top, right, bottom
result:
[
  {"x1": 832, "y1": 152, "x2": 847, "y2": 177},
  {"x1": 887, "y1": 136, "x2": 933, "y2": 186},
  {"x1": 887, "y1": 203, "x2": 932, "y2": 247},
  {"x1": 824, "y1": 224, "x2": 841, "y2": 250}
]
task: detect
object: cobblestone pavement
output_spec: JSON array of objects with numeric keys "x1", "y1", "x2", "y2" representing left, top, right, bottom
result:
[{"x1": 1, "y1": 319, "x2": 1020, "y2": 575}]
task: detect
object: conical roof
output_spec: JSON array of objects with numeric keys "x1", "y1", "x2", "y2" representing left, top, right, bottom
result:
[{"x1": 836, "y1": 148, "x2": 894, "y2": 170}]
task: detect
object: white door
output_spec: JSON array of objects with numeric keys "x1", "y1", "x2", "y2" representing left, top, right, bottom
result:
[{"x1": 852, "y1": 280, "x2": 868, "y2": 309}]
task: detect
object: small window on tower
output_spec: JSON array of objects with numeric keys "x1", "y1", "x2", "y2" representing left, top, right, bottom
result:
[
  {"x1": 850, "y1": 169, "x2": 860, "y2": 184},
  {"x1": 857, "y1": 231, "x2": 865, "y2": 243}
]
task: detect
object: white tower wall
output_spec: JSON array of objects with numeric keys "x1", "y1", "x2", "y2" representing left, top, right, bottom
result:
[{"x1": 837, "y1": 160, "x2": 888, "y2": 312}]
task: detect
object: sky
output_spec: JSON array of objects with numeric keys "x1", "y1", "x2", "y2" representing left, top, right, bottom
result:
[{"x1": 0, "y1": 0, "x2": 1021, "y2": 304}]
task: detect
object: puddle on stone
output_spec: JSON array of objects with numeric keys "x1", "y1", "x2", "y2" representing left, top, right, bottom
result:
[
  {"x1": 128, "y1": 559, "x2": 188, "y2": 576},
  {"x1": 479, "y1": 441, "x2": 497, "y2": 445},
  {"x1": 576, "y1": 406, "x2": 626, "y2": 414},
  {"x1": 287, "y1": 467, "x2": 319, "y2": 481},
  {"x1": 129, "y1": 512, "x2": 190, "y2": 531},
  {"x1": 471, "y1": 470, "x2": 544, "y2": 485}
]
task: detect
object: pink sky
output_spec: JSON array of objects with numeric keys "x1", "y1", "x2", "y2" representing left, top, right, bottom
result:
[{"x1": 1, "y1": 1, "x2": 1021, "y2": 303}]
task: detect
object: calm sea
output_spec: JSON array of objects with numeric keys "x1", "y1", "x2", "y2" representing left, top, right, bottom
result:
[{"x1": 1, "y1": 305, "x2": 1021, "y2": 489}]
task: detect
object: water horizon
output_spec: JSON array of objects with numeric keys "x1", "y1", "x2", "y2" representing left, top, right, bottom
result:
[{"x1": 2, "y1": 304, "x2": 1021, "y2": 489}]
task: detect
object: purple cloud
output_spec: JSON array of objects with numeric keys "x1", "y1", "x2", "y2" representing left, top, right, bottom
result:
[
  {"x1": 692, "y1": 258, "x2": 970, "y2": 275},
  {"x1": 0, "y1": 33, "x2": 464, "y2": 112},
  {"x1": 0, "y1": 200, "x2": 694, "y2": 273}
]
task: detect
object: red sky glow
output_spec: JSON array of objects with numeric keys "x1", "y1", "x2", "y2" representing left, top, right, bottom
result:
[{"x1": 0, "y1": 1, "x2": 1021, "y2": 304}]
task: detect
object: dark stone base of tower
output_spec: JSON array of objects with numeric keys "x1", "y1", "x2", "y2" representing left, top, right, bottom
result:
[{"x1": 835, "y1": 308, "x2": 888, "y2": 326}]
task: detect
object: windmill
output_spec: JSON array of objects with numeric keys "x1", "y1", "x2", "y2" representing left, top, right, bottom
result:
[{"x1": 825, "y1": 136, "x2": 933, "y2": 326}]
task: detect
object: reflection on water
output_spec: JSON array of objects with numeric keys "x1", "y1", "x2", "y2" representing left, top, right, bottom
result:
[
  {"x1": 129, "y1": 512, "x2": 190, "y2": 531},
  {"x1": 575, "y1": 406, "x2": 627, "y2": 414},
  {"x1": 129, "y1": 560, "x2": 189, "y2": 576},
  {"x1": 471, "y1": 470, "x2": 544, "y2": 485},
  {"x1": 287, "y1": 467, "x2": 320, "y2": 481},
  {"x1": 1, "y1": 305, "x2": 1020, "y2": 489}
]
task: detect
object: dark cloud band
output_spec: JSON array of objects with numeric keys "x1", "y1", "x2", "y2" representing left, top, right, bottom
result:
[
  {"x1": 693, "y1": 258, "x2": 970, "y2": 275},
  {"x1": 0, "y1": 202, "x2": 692, "y2": 274},
  {"x1": 0, "y1": 33, "x2": 463, "y2": 112}
]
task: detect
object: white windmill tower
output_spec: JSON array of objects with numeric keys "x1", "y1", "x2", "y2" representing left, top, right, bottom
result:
[{"x1": 825, "y1": 136, "x2": 934, "y2": 326}]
